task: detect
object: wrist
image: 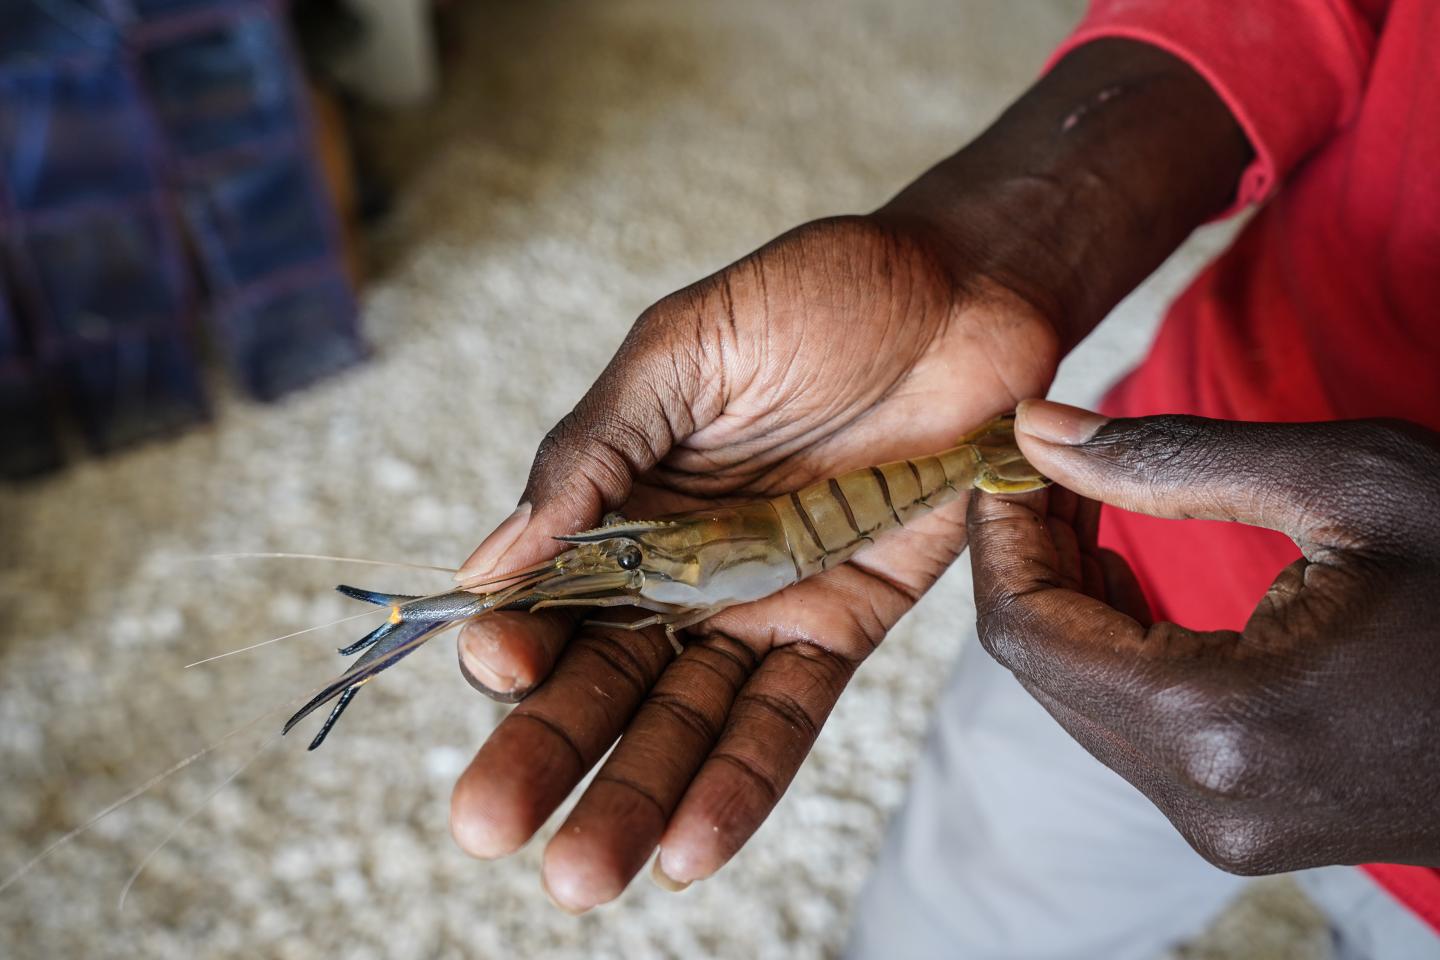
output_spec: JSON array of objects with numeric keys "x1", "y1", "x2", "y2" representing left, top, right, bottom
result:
[{"x1": 878, "y1": 38, "x2": 1252, "y2": 350}]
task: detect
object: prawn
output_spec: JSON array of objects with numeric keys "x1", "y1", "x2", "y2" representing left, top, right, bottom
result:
[{"x1": 283, "y1": 413, "x2": 1047, "y2": 749}]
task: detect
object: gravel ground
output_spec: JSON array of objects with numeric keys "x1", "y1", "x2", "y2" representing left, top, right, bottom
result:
[{"x1": 1, "y1": 2, "x2": 1330, "y2": 957}]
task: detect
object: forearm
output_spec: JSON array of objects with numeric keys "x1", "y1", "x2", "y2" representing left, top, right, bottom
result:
[{"x1": 880, "y1": 38, "x2": 1252, "y2": 349}]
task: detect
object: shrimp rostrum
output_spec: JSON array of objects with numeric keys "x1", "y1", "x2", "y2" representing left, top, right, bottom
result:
[{"x1": 285, "y1": 414, "x2": 1047, "y2": 749}]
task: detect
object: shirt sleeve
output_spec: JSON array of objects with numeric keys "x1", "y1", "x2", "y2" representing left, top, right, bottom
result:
[{"x1": 1048, "y1": 0, "x2": 1378, "y2": 214}]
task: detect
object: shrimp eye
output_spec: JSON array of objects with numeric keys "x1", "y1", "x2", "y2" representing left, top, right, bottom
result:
[{"x1": 617, "y1": 545, "x2": 643, "y2": 570}]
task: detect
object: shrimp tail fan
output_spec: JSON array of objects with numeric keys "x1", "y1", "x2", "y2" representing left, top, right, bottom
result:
[{"x1": 335, "y1": 585, "x2": 421, "y2": 606}]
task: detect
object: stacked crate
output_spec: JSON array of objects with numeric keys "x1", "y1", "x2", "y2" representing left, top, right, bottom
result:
[{"x1": 0, "y1": 0, "x2": 363, "y2": 478}]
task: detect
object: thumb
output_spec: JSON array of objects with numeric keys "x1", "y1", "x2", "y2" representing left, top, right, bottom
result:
[
  {"x1": 1012, "y1": 399, "x2": 1389, "y2": 551},
  {"x1": 457, "y1": 306, "x2": 718, "y2": 579}
]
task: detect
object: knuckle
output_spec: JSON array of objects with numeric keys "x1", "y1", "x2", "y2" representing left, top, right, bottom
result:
[
  {"x1": 974, "y1": 611, "x2": 1008, "y2": 663},
  {"x1": 576, "y1": 629, "x2": 660, "y2": 696},
  {"x1": 1088, "y1": 415, "x2": 1228, "y2": 485},
  {"x1": 974, "y1": 591, "x2": 1034, "y2": 671},
  {"x1": 630, "y1": 299, "x2": 710, "y2": 397},
  {"x1": 1173, "y1": 713, "x2": 1265, "y2": 801},
  {"x1": 532, "y1": 416, "x2": 571, "y2": 468},
  {"x1": 647, "y1": 692, "x2": 723, "y2": 744},
  {"x1": 633, "y1": 295, "x2": 686, "y2": 333},
  {"x1": 1187, "y1": 814, "x2": 1278, "y2": 876},
  {"x1": 530, "y1": 413, "x2": 639, "y2": 503},
  {"x1": 591, "y1": 771, "x2": 668, "y2": 821},
  {"x1": 511, "y1": 711, "x2": 588, "y2": 771},
  {"x1": 685, "y1": 630, "x2": 761, "y2": 680},
  {"x1": 1311, "y1": 419, "x2": 1440, "y2": 555},
  {"x1": 777, "y1": 640, "x2": 856, "y2": 685},
  {"x1": 1088, "y1": 417, "x2": 1286, "y2": 523},
  {"x1": 1162, "y1": 681, "x2": 1300, "y2": 804},
  {"x1": 709, "y1": 751, "x2": 783, "y2": 805},
  {"x1": 733, "y1": 689, "x2": 820, "y2": 741},
  {"x1": 531, "y1": 412, "x2": 593, "y2": 478},
  {"x1": 589, "y1": 407, "x2": 664, "y2": 470}
]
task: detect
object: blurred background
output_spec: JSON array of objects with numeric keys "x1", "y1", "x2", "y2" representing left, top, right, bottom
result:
[{"x1": 0, "y1": 1, "x2": 1329, "y2": 957}]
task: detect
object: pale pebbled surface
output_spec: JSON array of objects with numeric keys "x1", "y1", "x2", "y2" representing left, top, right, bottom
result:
[{"x1": 0, "y1": 2, "x2": 1327, "y2": 957}]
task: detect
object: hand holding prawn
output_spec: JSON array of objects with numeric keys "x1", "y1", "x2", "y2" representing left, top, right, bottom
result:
[{"x1": 434, "y1": 215, "x2": 1066, "y2": 914}]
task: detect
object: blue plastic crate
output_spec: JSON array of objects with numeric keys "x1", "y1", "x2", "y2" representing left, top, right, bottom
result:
[{"x1": 141, "y1": 15, "x2": 296, "y2": 156}]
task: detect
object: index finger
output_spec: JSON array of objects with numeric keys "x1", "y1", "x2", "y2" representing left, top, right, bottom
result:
[{"x1": 965, "y1": 489, "x2": 1230, "y2": 742}]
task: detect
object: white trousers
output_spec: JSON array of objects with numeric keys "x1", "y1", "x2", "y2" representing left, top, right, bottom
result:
[{"x1": 846, "y1": 629, "x2": 1440, "y2": 960}]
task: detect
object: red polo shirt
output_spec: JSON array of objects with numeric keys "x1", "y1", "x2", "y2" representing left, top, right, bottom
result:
[{"x1": 1051, "y1": 0, "x2": 1440, "y2": 934}]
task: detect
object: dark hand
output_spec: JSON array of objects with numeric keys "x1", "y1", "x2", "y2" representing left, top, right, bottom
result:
[
  {"x1": 969, "y1": 399, "x2": 1440, "y2": 874},
  {"x1": 449, "y1": 214, "x2": 1059, "y2": 912}
]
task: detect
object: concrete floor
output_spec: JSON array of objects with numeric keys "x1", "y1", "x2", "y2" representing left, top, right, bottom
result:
[{"x1": 0, "y1": 2, "x2": 1331, "y2": 957}]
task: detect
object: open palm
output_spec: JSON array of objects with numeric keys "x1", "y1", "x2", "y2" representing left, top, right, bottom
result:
[{"x1": 449, "y1": 214, "x2": 1061, "y2": 911}]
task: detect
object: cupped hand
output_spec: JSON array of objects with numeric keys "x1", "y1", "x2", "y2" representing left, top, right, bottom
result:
[
  {"x1": 969, "y1": 400, "x2": 1440, "y2": 874},
  {"x1": 448, "y1": 215, "x2": 1061, "y2": 911}
]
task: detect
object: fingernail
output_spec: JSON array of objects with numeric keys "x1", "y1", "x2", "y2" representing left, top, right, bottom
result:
[
  {"x1": 1016, "y1": 399, "x2": 1109, "y2": 445},
  {"x1": 458, "y1": 623, "x2": 518, "y2": 695},
  {"x1": 651, "y1": 855, "x2": 691, "y2": 893},
  {"x1": 455, "y1": 502, "x2": 532, "y2": 580},
  {"x1": 542, "y1": 873, "x2": 589, "y2": 916}
]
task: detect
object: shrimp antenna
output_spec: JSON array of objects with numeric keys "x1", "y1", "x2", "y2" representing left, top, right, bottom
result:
[
  {"x1": 196, "y1": 552, "x2": 459, "y2": 574},
  {"x1": 117, "y1": 733, "x2": 281, "y2": 912},
  {"x1": 454, "y1": 558, "x2": 560, "y2": 590},
  {"x1": 125, "y1": 622, "x2": 472, "y2": 902},
  {"x1": 4, "y1": 563, "x2": 534, "y2": 895},
  {"x1": 0, "y1": 692, "x2": 304, "y2": 896},
  {"x1": 183, "y1": 609, "x2": 387, "y2": 668}
]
